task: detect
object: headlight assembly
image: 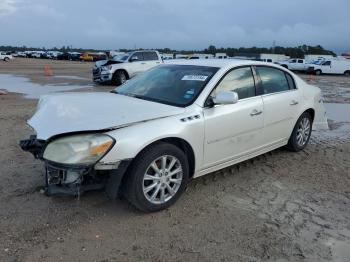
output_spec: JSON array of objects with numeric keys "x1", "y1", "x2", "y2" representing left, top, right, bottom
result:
[{"x1": 43, "y1": 134, "x2": 115, "y2": 165}]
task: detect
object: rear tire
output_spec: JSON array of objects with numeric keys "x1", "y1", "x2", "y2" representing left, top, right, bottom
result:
[
  {"x1": 286, "y1": 112, "x2": 312, "y2": 152},
  {"x1": 4, "y1": 57, "x2": 9, "y2": 62},
  {"x1": 315, "y1": 70, "x2": 322, "y2": 75},
  {"x1": 123, "y1": 143, "x2": 189, "y2": 212},
  {"x1": 112, "y1": 70, "x2": 127, "y2": 86}
]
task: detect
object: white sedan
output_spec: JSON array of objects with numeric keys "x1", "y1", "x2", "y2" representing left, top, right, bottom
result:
[{"x1": 20, "y1": 60, "x2": 327, "y2": 212}]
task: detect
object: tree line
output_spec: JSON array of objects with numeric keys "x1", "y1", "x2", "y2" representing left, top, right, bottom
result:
[{"x1": 0, "y1": 44, "x2": 336, "y2": 58}]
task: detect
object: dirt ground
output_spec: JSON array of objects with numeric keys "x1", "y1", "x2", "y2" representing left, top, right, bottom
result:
[{"x1": 0, "y1": 58, "x2": 350, "y2": 262}]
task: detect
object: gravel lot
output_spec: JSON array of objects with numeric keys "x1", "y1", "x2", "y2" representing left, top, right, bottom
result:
[{"x1": 0, "y1": 58, "x2": 349, "y2": 262}]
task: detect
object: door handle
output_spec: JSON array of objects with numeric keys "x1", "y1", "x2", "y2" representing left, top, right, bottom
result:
[
  {"x1": 290, "y1": 100, "x2": 299, "y2": 106},
  {"x1": 250, "y1": 109, "x2": 263, "y2": 116}
]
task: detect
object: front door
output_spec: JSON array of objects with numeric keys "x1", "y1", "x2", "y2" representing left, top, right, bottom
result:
[{"x1": 203, "y1": 66, "x2": 264, "y2": 169}]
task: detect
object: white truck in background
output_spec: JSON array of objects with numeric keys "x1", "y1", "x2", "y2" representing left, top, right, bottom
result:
[
  {"x1": 0, "y1": 52, "x2": 13, "y2": 62},
  {"x1": 308, "y1": 60, "x2": 350, "y2": 76},
  {"x1": 92, "y1": 50, "x2": 163, "y2": 85},
  {"x1": 276, "y1": 58, "x2": 310, "y2": 71}
]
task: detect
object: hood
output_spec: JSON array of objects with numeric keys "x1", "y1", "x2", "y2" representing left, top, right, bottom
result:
[
  {"x1": 28, "y1": 92, "x2": 185, "y2": 140},
  {"x1": 95, "y1": 59, "x2": 124, "y2": 67}
]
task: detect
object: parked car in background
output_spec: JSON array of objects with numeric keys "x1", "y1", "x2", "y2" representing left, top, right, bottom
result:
[
  {"x1": 31, "y1": 51, "x2": 46, "y2": 58},
  {"x1": 20, "y1": 60, "x2": 327, "y2": 212},
  {"x1": 80, "y1": 52, "x2": 107, "y2": 62},
  {"x1": 308, "y1": 60, "x2": 350, "y2": 76},
  {"x1": 46, "y1": 51, "x2": 63, "y2": 59},
  {"x1": 92, "y1": 50, "x2": 162, "y2": 85},
  {"x1": 14, "y1": 52, "x2": 27, "y2": 57},
  {"x1": 0, "y1": 52, "x2": 13, "y2": 61},
  {"x1": 56, "y1": 52, "x2": 81, "y2": 61}
]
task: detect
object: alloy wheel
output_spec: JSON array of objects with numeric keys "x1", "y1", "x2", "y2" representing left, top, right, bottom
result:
[
  {"x1": 143, "y1": 155, "x2": 183, "y2": 204},
  {"x1": 296, "y1": 117, "x2": 311, "y2": 147}
]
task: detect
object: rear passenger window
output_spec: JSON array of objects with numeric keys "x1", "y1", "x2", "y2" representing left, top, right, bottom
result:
[
  {"x1": 285, "y1": 73, "x2": 296, "y2": 89},
  {"x1": 143, "y1": 52, "x2": 158, "y2": 61},
  {"x1": 213, "y1": 67, "x2": 256, "y2": 100},
  {"x1": 256, "y1": 67, "x2": 290, "y2": 94},
  {"x1": 130, "y1": 52, "x2": 143, "y2": 61},
  {"x1": 298, "y1": 60, "x2": 304, "y2": 63}
]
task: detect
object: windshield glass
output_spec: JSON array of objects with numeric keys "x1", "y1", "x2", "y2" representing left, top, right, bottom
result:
[
  {"x1": 114, "y1": 65, "x2": 219, "y2": 107},
  {"x1": 115, "y1": 53, "x2": 130, "y2": 61}
]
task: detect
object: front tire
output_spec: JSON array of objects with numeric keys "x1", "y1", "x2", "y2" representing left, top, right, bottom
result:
[
  {"x1": 315, "y1": 69, "x2": 322, "y2": 75},
  {"x1": 112, "y1": 70, "x2": 127, "y2": 86},
  {"x1": 4, "y1": 57, "x2": 9, "y2": 62},
  {"x1": 123, "y1": 143, "x2": 189, "y2": 212},
  {"x1": 286, "y1": 112, "x2": 312, "y2": 152}
]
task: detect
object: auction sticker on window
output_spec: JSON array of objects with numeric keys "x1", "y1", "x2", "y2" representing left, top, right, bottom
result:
[{"x1": 181, "y1": 75, "x2": 208, "y2": 81}]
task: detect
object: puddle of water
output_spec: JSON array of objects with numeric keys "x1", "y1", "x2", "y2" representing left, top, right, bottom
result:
[
  {"x1": 325, "y1": 103, "x2": 350, "y2": 122},
  {"x1": 0, "y1": 74, "x2": 92, "y2": 99},
  {"x1": 53, "y1": 75, "x2": 90, "y2": 80}
]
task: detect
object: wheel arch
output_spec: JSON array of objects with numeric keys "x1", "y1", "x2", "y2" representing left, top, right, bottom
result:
[
  {"x1": 304, "y1": 108, "x2": 315, "y2": 122},
  {"x1": 113, "y1": 68, "x2": 130, "y2": 79},
  {"x1": 130, "y1": 137, "x2": 196, "y2": 178}
]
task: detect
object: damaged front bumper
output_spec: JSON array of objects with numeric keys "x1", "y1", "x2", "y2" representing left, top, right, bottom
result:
[{"x1": 20, "y1": 135, "x2": 131, "y2": 199}]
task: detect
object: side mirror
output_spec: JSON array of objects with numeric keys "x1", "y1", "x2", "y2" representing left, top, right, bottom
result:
[
  {"x1": 212, "y1": 90, "x2": 238, "y2": 105},
  {"x1": 130, "y1": 56, "x2": 139, "y2": 62}
]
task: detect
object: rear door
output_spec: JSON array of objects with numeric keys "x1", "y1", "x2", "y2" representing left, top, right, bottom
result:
[
  {"x1": 296, "y1": 59, "x2": 305, "y2": 70},
  {"x1": 203, "y1": 66, "x2": 264, "y2": 168},
  {"x1": 128, "y1": 52, "x2": 145, "y2": 77},
  {"x1": 255, "y1": 66, "x2": 301, "y2": 146},
  {"x1": 142, "y1": 51, "x2": 161, "y2": 70}
]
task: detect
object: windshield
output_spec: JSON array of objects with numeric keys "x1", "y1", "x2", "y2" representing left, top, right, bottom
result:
[
  {"x1": 114, "y1": 65, "x2": 219, "y2": 107},
  {"x1": 115, "y1": 53, "x2": 130, "y2": 61}
]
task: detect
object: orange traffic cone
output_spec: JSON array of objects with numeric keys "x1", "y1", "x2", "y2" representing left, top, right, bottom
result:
[
  {"x1": 307, "y1": 72, "x2": 315, "y2": 82},
  {"x1": 44, "y1": 65, "x2": 53, "y2": 76}
]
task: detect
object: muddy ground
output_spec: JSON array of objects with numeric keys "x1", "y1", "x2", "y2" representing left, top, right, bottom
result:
[{"x1": 0, "y1": 58, "x2": 349, "y2": 262}]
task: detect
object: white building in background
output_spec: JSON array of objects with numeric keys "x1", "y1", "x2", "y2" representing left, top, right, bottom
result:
[
  {"x1": 304, "y1": 54, "x2": 335, "y2": 62},
  {"x1": 259, "y1": 54, "x2": 290, "y2": 63},
  {"x1": 215, "y1": 53, "x2": 228, "y2": 59},
  {"x1": 175, "y1": 54, "x2": 189, "y2": 59},
  {"x1": 188, "y1": 53, "x2": 214, "y2": 59}
]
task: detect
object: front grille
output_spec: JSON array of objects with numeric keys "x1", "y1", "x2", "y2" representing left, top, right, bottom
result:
[
  {"x1": 45, "y1": 163, "x2": 88, "y2": 185},
  {"x1": 92, "y1": 67, "x2": 101, "y2": 76}
]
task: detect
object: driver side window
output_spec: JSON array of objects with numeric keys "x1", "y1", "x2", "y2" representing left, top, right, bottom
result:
[{"x1": 212, "y1": 67, "x2": 256, "y2": 100}]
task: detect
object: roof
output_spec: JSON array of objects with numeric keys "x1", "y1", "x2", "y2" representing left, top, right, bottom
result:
[{"x1": 163, "y1": 59, "x2": 277, "y2": 69}]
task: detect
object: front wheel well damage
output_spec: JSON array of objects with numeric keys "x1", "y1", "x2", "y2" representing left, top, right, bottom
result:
[{"x1": 125, "y1": 137, "x2": 196, "y2": 179}]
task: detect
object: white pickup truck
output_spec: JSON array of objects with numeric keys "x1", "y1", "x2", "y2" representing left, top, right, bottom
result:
[
  {"x1": 92, "y1": 50, "x2": 163, "y2": 85},
  {"x1": 0, "y1": 52, "x2": 13, "y2": 62},
  {"x1": 276, "y1": 59, "x2": 311, "y2": 71}
]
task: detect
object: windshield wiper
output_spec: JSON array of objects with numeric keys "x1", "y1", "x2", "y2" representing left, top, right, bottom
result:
[{"x1": 111, "y1": 91, "x2": 145, "y2": 99}]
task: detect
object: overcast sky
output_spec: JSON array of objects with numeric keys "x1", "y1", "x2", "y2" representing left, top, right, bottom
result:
[{"x1": 0, "y1": 0, "x2": 349, "y2": 53}]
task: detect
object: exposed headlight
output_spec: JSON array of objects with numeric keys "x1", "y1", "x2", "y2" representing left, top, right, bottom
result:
[{"x1": 43, "y1": 134, "x2": 115, "y2": 165}]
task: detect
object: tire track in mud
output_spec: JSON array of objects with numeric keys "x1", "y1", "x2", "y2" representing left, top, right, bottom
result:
[{"x1": 187, "y1": 123, "x2": 350, "y2": 261}]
